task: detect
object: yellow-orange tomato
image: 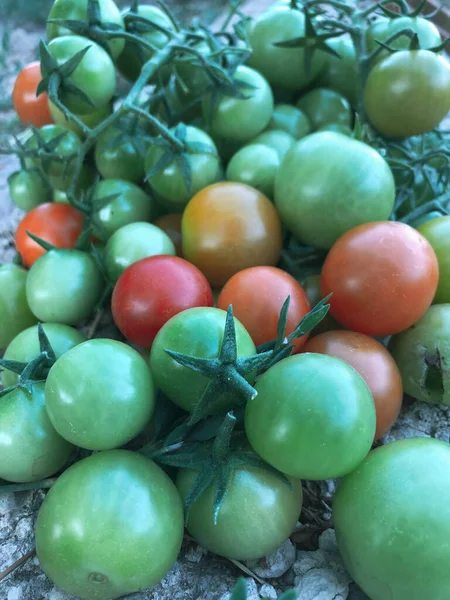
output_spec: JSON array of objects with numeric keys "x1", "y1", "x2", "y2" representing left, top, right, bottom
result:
[
  {"x1": 303, "y1": 330, "x2": 403, "y2": 440},
  {"x1": 216, "y1": 266, "x2": 310, "y2": 352},
  {"x1": 182, "y1": 183, "x2": 282, "y2": 287},
  {"x1": 153, "y1": 213, "x2": 183, "y2": 257}
]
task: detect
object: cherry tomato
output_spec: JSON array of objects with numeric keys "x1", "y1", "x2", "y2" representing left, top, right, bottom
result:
[
  {"x1": 216, "y1": 266, "x2": 311, "y2": 352},
  {"x1": 317, "y1": 34, "x2": 358, "y2": 106},
  {"x1": 111, "y1": 255, "x2": 214, "y2": 348},
  {"x1": 16, "y1": 203, "x2": 83, "y2": 268},
  {"x1": 321, "y1": 222, "x2": 439, "y2": 336},
  {"x1": 153, "y1": 213, "x2": 183, "y2": 256},
  {"x1": 364, "y1": 50, "x2": 450, "y2": 138},
  {"x1": 296, "y1": 88, "x2": 352, "y2": 131},
  {"x1": 12, "y1": 62, "x2": 53, "y2": 127},
  {"x1": 417, "y1": 216, "x2": 450, "y2": 304},
  {"x1": 226, "y1": 144, "x2": 280, "y2": 199},
  {"x1": 8, "y1": 170, "x2": 52, "y2": 212},
  {"x1": 267, "y1": 103, "x2": 311, "y2": 139},
  {"x1": 182, "y1": 182, "x2": 283, "y2": 288},
  {"x1": 303, "y1": 331, "x2": 402, "y2": 439},
  {"x1": 0, "y1": 265, "x2": 37, "y2": 350},
  {"x1": 251, "y1": 129, "x2": 295, "y2": 159}
]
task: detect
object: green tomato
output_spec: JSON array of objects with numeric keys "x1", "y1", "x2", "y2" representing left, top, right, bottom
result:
[
  {"x1": 8, "y1": 170, "x2": 52, "y2": 212},
  {"x1": 274, "y1": 132, "x2": 395, "y2": 248},
  {"x1": 267, "y1": 104, "x2": 311, "y2": 139},
  {"x1": 297, "y1": 88, "x2": 352, "y2": 131},
  {"x1": 0, "y1": 383, "x2": 73, "y2": 483},
  {"x1": 145, "y1": 126, "x2": 221, "y2": 209},
  {"x1": 177, "y1": 466, "x2": 303, "y2": 560},
  {"x1": 104, "y1": 222, "x2": 176, "y2": 282},
  {"x1": 52, "y1": 164, "x2": 97, "y2": 202},
  {"x1": 364, "y1": 50, "x2": 450, "y2": 138},
  {"x1": 35, "y1": 450, "x2": 184, "y2": 600},
  {"x1": 0, "y1": 264, "x2": 37, "y2": 350},
  {"x1": 95, "y1": 122, "x2": 150, "y2": 183},
  {"x1": 245, "y1": 353, "x2": 376, "y2": 480},
  {"x1": 116, "y1": 5, "x2": 173, "y2": 82},
  {"x1": 367, "y1": 16, "x2": 442, "y2": 62},
  {"x1": 248, "y1": 7, "x2": 327, "y2": 91},
  {"x1": 149, "y1": 307, "x2": 256, "y2": 412},
  {"x1": 317, "y1": 122, "x2": 352, "y2": 135},
  {"x1": 43, "y1": 36, "x2": 116, "y2": 115},
  {"x1": 226, "y1": 144, "x2": 280, "y2": 199},
  {"x1": 251, "y1": 129, "x2": 295, "y2": 160},
  {"x1": 26, "y1": 250, "x2": 103, "y2": 325},
  {"x1": 202, "y1": 66, "x2": 274, "y2": 143},
  {"x1": 25, "y1": 124, "x2": 83, "y2": 190},
  {"x1": 92, "y1": 179, "x2": 156, "y2": 241},
  {"x1": 334, "y1": 438, "x2": 450, "y2": 600},
  {"x1": 417, "y1": 216, "x2": 450, "y2": 304},
  {"x1": 47, "y1": 0, "x2": 125, "y2": 59},
  {"x1": 389, "y1": 304, "x2": 450, "y2": 405},
  {"x1": 2, "y1": 323, "x2": 86, "y2": 388},
  {"x1": 174, "y1": 40, "x2": 212, "y2": 96},
  {"x1": 49, "y1": 100, "x2": 112, "y2": 139},
  {"x1": 411, "y1": 210, "x2": 444, "y2": 229},
  {"x1": 45, "y1": 339, "x2": 155, "y2": 450},
  {"x1": 317, "y1": 34, "x2": 358, "y2": 107}
]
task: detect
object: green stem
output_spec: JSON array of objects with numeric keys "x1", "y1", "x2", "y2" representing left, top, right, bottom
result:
[
  {"x1": 0, "y1": 478, "x2": 56, "y2": 494},
  {"x1": 124, "y1": 14, "x2": 176, "y2": 38},
  {"x1": 400, "y1": 194, "x2": 450, "y2": 224},
  {"x1": 126, "y1": 105, "x2": 184, "y2": 151},
  {"x1": 48, "y1": 73, "x2": 91, "y2": 137}
]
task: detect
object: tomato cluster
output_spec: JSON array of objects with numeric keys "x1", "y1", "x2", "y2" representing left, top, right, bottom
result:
[{"x1": 2, "y1": 0, "x2": 450, "y2": 598}]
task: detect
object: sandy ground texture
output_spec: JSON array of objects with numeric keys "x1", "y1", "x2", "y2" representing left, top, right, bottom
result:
[{"x1": 1, "y1": 2, "x2": 450, "y2": 599}]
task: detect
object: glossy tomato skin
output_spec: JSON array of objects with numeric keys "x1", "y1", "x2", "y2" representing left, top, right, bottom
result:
[
  {"x1": 150, "y1": 307, "x2": 256, "y2": 412},
  {"x1": 217, "y1": 267, "x2": 311, "y2": 352},
  {"x1": 116, "y1": 5, "x2": 173, "y2": 82},
  {"x1": 303, "y1": 331, "x2": 402, "y2": 439},
  {"x1": 177, "y1": 466, "x2": 303, "y2": 561},
  {"x1": 367, "y1": 16, "x2": 441, "y2": 61},
  {"x1": 8, "y1": 170, "x2": 52, "y2": 212},
  {"x1": 0, "y1": 383, "x2": 73, "y2": 483},
  {"x1": 251, "y1": 129, "x2": 295, "y2": 160},
  {"x1": 47, "y1": 0, "x2": 125, "y2": 58},
  {"x1": 389, "y1": 304, "x2": 450, "y2": 405},
  {"x1": 364, "y1": 50, "x2": 450, "y2": 138},
  {"x1": 95, "y1": 124, "x2": 148, "y2": 183},
  {"x1": 104, "y1": 222, "x2": 176, "y2": 283},
  {"x1": 226, "y1": 144, "x2": 280, "y2": 199},
  {"x1": 16, "y1": 203, "x2": 83, "y2": 268},
  {"x1": 25, "y1": 124, "x2": 83, "y2": 190},
  {"x1": 245, "y1": 353, "x2": 376, "y2": 480},
  {"x1": 274, "y1": 132, "x2": 395, "y2": 249},
  {"x1": 334, "y1": 438, "x2": 450, "y2": 600},
  {"x1": 26, "y1": 250, "x2": 103, "y2": 325},
  {"x1": 12, "y1": 62, "x2": 53, "y2": 127},
  {"x1": 248, "y1": 7, "x2": 326, "y2": 91},
  {"x1": 45, "y1": 339, "x2": 155, "y2": 450},
  {"x1": 92, "y1": 179, "x2": 156, "y2": 241},
  {"x1": 145, "y1": 126, "x2": 221, "y2": 209},
  {"x1": 35, "y1": 450, "x2": 184, "y2": 600},
  {"x1": 417, "y1": 216, "x2": 450, "y2": 304},
  {"x1": 0, "y1": 265, "x2": 37, "y2": 350},
  {"x1": 268, "y1": 103, "x2": 311, "y2": 139},
  {"x1": 321, "y1": 222, "x2": 439, "y2": 336},
  {"x1": 112, "y1": 255, "x2": 214, "y2": 348},
  {"x1": 153, "y1": 213, "x2": 183, "y2": 256},
  {"x1": 182, "y1": 182, "x2": 283, "y2": 288},
  {"x1": 2, "y1": 323, "x2": 86, "y2": 388},
  {"x1": 43, "y1": 36, "x2": 116, "y2": 114},
  {"x1": 297, "y1": 88, "x2": 352, "y2": 131},
  {"x1": 202, "y1": 66, "x2": 274, "y2": 142},
  {"x1": 317, "y1": 34, "x2": 358, "y2": 106}
]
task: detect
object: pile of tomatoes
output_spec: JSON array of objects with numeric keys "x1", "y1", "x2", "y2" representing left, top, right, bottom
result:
[{"x1": 2, "y1": 0, "x2": 450, "y2": 598}]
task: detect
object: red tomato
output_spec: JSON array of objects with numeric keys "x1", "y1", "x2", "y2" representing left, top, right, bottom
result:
[
  {"x1": 153, "y1": 213, "x2": 183, "y2": 257},
  {"x1": 303, "y1": 330, "x2": 403, "y2": 439},
  {"x1": 321, "y1": 222, "x2": 439, "y2": 336},
  {"x1": 12, "y1": 62, "x2": 53, "y2": 127},
  {"x1": 16, "y1": 203, "x2": 84, "y2": 267},
  {"x1": 216, "y1": 266, "x2": 311, "y2": 352},
  {"x1": 111, "y1": 255, "x2": 214, "y2": 348}
]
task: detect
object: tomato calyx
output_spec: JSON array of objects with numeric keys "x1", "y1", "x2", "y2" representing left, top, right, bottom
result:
[
  {"x1": 231, "y1": 578, "x2": 296, "y2": 600},
  {"x1": 155, "y1": 411, "x2": 291, "y2": 525}
]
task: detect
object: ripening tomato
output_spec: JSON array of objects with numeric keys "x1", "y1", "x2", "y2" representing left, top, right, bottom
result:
[
  {"x1": 182, "y1": 182, "x2": 283, "y2": 287},
  {"x1": 111, "y1": 255, "x2": 214, "y2": 348},
  {"x1": 303, "y1": 331, "x2": 402, "y2": 439},
  {"x1": 216, "y1": 266, "x2": 311, "y2": 351},
  {"x1": 153, "y1": 213, "x2": 183, "y2": 256},
  {"x1": 16, "y1": 203, "x2": 83, "y2": 268},
  {"x1": 321, "y1": 222, "x2": 439, "y2": 336},
  {"x1": 12, "y1": 62, "x2": 53, "y2": 127}
]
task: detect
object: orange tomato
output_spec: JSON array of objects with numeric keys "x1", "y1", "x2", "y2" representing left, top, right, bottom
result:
[{"x1": 12, "y1": 62, "x2": 53, "y2": 128}]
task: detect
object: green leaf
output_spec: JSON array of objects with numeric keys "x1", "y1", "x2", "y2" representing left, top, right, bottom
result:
[
  {"x1": 174, "y1": 122, "x2": 188, "y2": 141},
  {"x1": 0, "y1": 359, "x2": 29, "y2": 376},
  {"x1": 146, "y1": 151, "x2": 175, "y2": 180},
  {"x1": 164, "y1": 350, "x2": 219, "y2": 377},
  {"x1": 231, "y1": 450, "x2": 292, "y2": 489},
  {"x1": 75, "y1": 225, "x2": 93, "y2": 251},
  {"x1": 230, "y1": 579, "x2": 248, "y2": 600},
  {"x1": 276, "y1": 296, "x2": 291, "y2": 349},
  {"x1": 25, "y1": 231, "x2": 56, "y2": 252},
  {"x1": 286, "y1": 294, "x2": 332, "y2": 342},
  {"x1": 409, "y1": 32, "x2": 420, "y2": 51},
  {"x1": 176, "y1": 152, "x2": 193, "y2": 194},
  {"x1": 59, "y1": 45, "x2": 92, "y2": 78},
  {"x1": 184, "y1": 461, "x2": 216, "y2": 522},
  {"x1": 39, "y1": 40, "x2": 58, "y2": 75},
  {"x1": 62, "y1": 78, "x2": 95, "y2": 109},
  {"x1": 220, "y1": 306, "x2": 238, "y2": 365},
  {"x1": 212, "y1": 412, "x2": 236, "y2": 462},
  {"x1": 87, "y1": 0, "x2": 102, "y2": 23},
  {"x1": 213, "y1": 463, "x2": 233, "y2": 524},
  {"x1": 38, "y1": 323, "x2": 57, "y2": 363},
  {"x1": 46, "y1": 18, "x2": 90, "y2": 37}
]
